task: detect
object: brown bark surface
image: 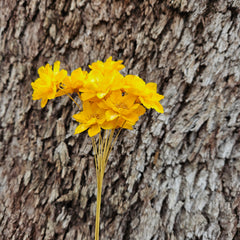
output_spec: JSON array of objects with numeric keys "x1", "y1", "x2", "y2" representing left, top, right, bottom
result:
[{"x1": 0, "y1": 0, "x2": 240, "y2": 239}]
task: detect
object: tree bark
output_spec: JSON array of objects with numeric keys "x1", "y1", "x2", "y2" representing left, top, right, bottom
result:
[{"x1": 0, "y1": 0, "x2": 240, "y2": 239}]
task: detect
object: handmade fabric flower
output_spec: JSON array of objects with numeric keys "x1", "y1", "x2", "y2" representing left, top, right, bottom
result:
[
  {"x1": 89, "y1": 56, "x2": 125, "y2": 73},
  {"x1": 124, "y1": 75, "x2": 164, "y2": 113},
  {"x1": 56, "y1": 68, "x2": 87, "y2": 97},
  {"x1": 98, "y1": 90, "x2": 146, "y2": 129},
  {"x1": 81, "y1": 69, "x2": 124, "y2": 101},
  {"x1": 73, "y1": 101, "x2": 107, "y2": 137},
  {"x1": 31, "y1": 61, "x2": 67, "y2": 107}
]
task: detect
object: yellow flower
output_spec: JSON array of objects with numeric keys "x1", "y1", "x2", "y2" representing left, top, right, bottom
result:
[
  {"x1": 32, "y1": 57, "x2": 165, "y2": 240},
  {"x1": 81, "y1": 69, "x2": 124, "y2": 101},
  {"x1": 98, "y1": 90, "x2": 146, "y2": 128},
  {"x1": 124, "y1": 75, "x2": 164, "y2": 113},
  {"x1": 73, "y1": 101, "x2": 107, "y2": 137},
  {"x1": 31, "y1": 61, "x2": 67, "y2": 108},
  {"x1": 56, "y1": 68, "x2": 87, "y2": 97},
  {"x1": 89, "y1": 56, "x2": 125, "y2": 73}
]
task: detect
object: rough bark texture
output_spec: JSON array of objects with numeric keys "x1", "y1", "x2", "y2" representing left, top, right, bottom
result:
[{"x1": 0, "y1": 0, "x2": 240, "y2": 239}]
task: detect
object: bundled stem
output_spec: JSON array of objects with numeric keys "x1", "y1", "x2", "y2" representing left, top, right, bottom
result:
[
  {"x1": 95, "y1": 167, "x2": 103, "y2": 240},
  {"x1": 92, "y1": 129, "x2": 119, "y2": 240}
]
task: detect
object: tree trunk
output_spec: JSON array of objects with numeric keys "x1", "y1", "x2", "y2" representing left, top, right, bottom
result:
[{"x1": 0, "y1": 0, "x2": 240, "y2": 239}]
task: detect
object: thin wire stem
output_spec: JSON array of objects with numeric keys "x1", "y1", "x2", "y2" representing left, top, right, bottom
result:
[
  {"x1": 66, "y1": 93, "x2": 81, "y2": 110},
  {"x1": 104, "y1": 129, "x2": 115, "y2": 170},
  {"x1": 94, "y1": 129, "x2": 117, "y2": 240},
  {"x1": 93, "y1": 126, "x2": 124, "y2": 240},
  {"x1": 95, "y1": 164, "x2": 103, "y2": 240},
  {"x1": 91, "y1": 137, "x2": 98, "y2": 169}
]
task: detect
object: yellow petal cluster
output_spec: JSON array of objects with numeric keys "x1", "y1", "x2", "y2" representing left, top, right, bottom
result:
[
  {"x1": 31, "y1": 61, "x2": 67, "y2": 107},
  {"x1": 56, "y1": 68, "x2": 87, "y2": 97},
  {"x1": 31, "y1": 57, "x2": 164, "y2": 136}
]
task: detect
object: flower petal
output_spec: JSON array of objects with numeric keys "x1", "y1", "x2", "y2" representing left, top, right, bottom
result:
[
  {"x1": 41, "y1": 98, "x2": 48, "y2": 108},
  {"x1": 88, "y1": 125, "x2": 101, "y2": 137},
  {"x1": 106, "y1": 110, "x2": 119, "y2": 121},
  {"x1": 53, "y1": 61, "x2": 60, "y2": 74},
  {"x1": 74, "y1": 124, "x2": 89, "y2": 134}
]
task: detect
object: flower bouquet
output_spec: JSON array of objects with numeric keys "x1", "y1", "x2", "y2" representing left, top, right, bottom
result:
[{"x1": 31, "y1": 57, "x2": 164, "y2": 240}]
